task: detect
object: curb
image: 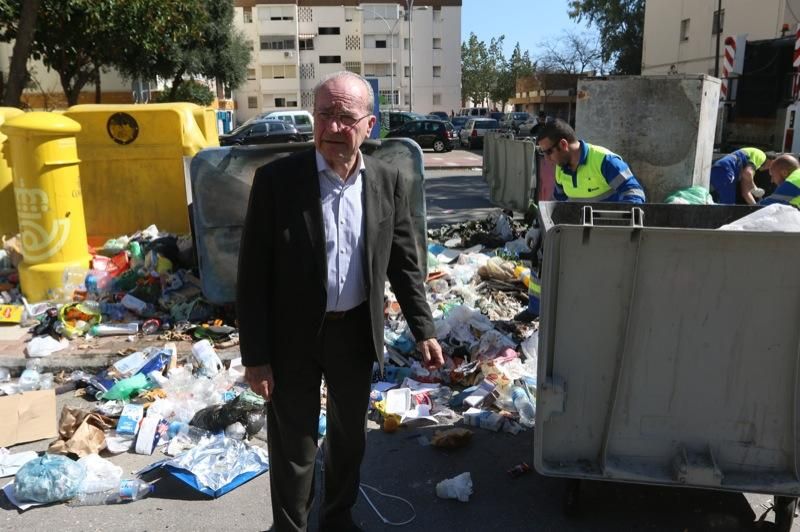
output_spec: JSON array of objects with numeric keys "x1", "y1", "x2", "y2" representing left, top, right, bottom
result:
[{"x1": 1, "y1": 347, "x2": 242, "y2": 377}]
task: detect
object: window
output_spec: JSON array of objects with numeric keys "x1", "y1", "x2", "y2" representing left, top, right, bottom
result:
[
  {"x1": 251, "y1": 123, "x2": 268, "y2": 134},
  {"x1": 248, "y1": 96, "x2": 258, "y2": 109},
  {"x1": 433, "y1": 93, "x2": 442, "y2": 106},
  {"x1": 375, "y1": 39, "x2": 387, "y2": 49},
  {"x1": 259, "y1": 6, "x2": 293, "y2": 21},
  {"x1": 433, "y1": 66, "x2": 442, "y2": 78},
  {"x1": 299, "y1": 38, "x2": 314, "y2": 51},
  {"x1": 266, "y1": 94, "x2": 298, "y2": 107},
  {"x1": 433, "y1": 7, "x2": 442, "y2": 22},
  {"x1": 680, "y1": 18, "x2": 690, "y2": 41},
  {"x1": 404, "y1": 38, "x2": 409, "y2": 50},
  {"x1": 344, "y1": 61, "x2": 361, "y2": 74},
  {"x1": 379, "y1": 89, "x2": 398, "y2": 105},
  {"x1": 247, "y1": 68, "x2": 256, "y2": 80},
  {"x1": 362, "y1": 4, "x2": 399, "y2": 20},
  {"x1": 364, "y1": 63, "x2": 393, "y2": 77},
  {"x1": 320, "y1": 55, "x2": 342, "y2": 64},
  {"x1": 712, "y1": 9, "x2": 724, "y2": 35},
  {"x1": 364, "y1": 35, "x2": 394, "y2": 49},
  {"x1": 404, "y1": 66, "x2": 410, "y2": 78},
  {"x1": 243, "y1": 7, "x2": 253, "y2": 23},
  {"x1": 260, "y1": 36, "x2": 296, "y2": 50},
  {"x1": 261, "y1": 65, "x2": 297, "y2": 79},
  {"x1": 318, "y1": 27, "x2": 341, "y2": 35},
  {"x1": 433, "y1": 38, "x2": 442, "y2": 49},
  {"x1": 295, "y1": 115, "x2": 311, "y2": 126}
]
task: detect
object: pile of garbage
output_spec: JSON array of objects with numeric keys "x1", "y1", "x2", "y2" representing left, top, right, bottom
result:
[
  {"x1": 0, "y1": 210, "x2": 541, "y2": 508},
  {"x1": 0, "y1": 224, "x2": 236, "y2": 360},
  {"x1": 1, "y1": 341, "x2": 270, "y2": 509}
]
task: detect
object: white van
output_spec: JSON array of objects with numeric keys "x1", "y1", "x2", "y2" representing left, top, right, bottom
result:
[
  {"x1": 458, "y1": 107, "x2": 489, "y2": 117},
  {"x1": 257, "y1": 110, "x2": 314, "y2": 137}
]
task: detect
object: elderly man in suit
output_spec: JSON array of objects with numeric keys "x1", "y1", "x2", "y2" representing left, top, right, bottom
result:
[{"x1": 237, "y1": 71, "x2": 443, "y2": 532}]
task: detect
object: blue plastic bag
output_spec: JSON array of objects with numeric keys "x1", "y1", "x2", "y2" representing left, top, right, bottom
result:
[{"x1": 14, "y1": 454, "x2": 85, "y2": 503}]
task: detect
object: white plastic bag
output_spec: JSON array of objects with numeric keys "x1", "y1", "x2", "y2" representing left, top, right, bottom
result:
[
  {"x1": 435, "y1": 472, "x2": 473, "y2": 502},
  {"x1": 77, "y1": 454, "x2": 123, "y2": 494}
]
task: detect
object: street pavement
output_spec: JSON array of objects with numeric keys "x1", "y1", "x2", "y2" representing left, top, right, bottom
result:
[{"x1": 0, "y1": 147, "x2": 795, "y2": 531}]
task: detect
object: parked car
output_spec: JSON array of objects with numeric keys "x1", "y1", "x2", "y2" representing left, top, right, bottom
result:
[
  {"x1": 450, "y1": 116, "x2": 470, "y2": 136},
  {"x1": 385, "y1": 119, "x2": 456, "y2": 152},
  {"x1": 219, "y1": 119, "x2": 306, "y2": 146},
  {"x1": 489, "y1": 111, "x2": 505, "y2": 122},
  {"x1": 428, "y1": 111, "x2": 450, "y2": 120},
  {"x1": 425, "y1": 114, "x2": 444, "y2": 121},
  {"x1": 501, "y1": 112, "x2": 531, "y2": 133},
  {"x1": 458, "y1": 107, "x2": 489, "y2": 117},
  {"x1": 382, "y1": 111, "x2": 427, "y2": 132},
  {"x1": 253, "y1": 110, "x2": 314, "y2": 137},
  {"x1": 459, "y1": 118, "x2": 499, "y2": 149}
]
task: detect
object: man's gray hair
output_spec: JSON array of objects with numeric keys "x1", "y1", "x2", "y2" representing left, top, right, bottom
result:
[{"x1": 313, "y1": 71, "x2": 375, "y2": 114}]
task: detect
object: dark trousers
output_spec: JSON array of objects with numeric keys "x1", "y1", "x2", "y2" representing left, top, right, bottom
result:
[{"x1": 267, "y1": 303, "x2": 374, "y2": 532}]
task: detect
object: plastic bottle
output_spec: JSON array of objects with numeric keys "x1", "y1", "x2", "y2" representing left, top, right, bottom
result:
[
  {"x1": 168, "y1": 421, "x2": 214, "y2": 444},
  {"x1": 511, "y1": 386, "x2": 535, "y2": 427},
  {"x1": 191, "y1": 340, "x2": 223, "y2": 377},
  {"x1": 90, "y1": 322, "x2": 139, "y2": 337},
  {"x1": 69, "y1": 479, "x2": 153, "y2": 506},
  {"x1": 18, "y1": 360, "x2": 41, "y2": 391}
]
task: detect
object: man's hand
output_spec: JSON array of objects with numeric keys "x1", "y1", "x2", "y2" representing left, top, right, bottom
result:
[
  {"x1": 417, "y1": 338, "x2": 444, "y2": 370},
  {"x1": 245, "y1": 364, "x2": 275, "y2": 401}
]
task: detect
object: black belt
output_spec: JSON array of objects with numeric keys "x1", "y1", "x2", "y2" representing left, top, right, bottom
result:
[{"x1": 325, "y1": 301, "x2": 367, "y2": 321}]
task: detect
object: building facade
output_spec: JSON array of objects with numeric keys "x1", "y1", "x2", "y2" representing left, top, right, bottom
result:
[
  {"x1": 642, "y1": 0, "x2": 800, "y2": 75},
  {"x1": 233, "y1": 0, "x2": 462, "y2": 123}
]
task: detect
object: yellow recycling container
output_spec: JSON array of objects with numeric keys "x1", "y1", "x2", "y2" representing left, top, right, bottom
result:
[
  {"x1": 0, "y1": 107, "x2": 24, "y2": 239},
  {"x1": 64, "y1": 103, "x2": 218, "y2": 241},
  {"x1": 3, "y1": 112, "x2": 91, "y2": 301}
]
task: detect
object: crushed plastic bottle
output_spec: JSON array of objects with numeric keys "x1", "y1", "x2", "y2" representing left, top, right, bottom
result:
[
  {"x1": 18, "y1": 360, "x2": 41, "y2": 391},
  {"x1": 511, "y1": 386, "x2": 535, "y2": 427},
  {"x1": 69, "y1": 479, "x2": 154, "y2": 506}
]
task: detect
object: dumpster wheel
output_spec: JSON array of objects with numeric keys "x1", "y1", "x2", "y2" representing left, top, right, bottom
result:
[
  {"x1": 774, "y1": 495, "x2": 797, "y2": 532},
  {"x1": 563, "y1": 479, "x2": 581, "y2": 517}
]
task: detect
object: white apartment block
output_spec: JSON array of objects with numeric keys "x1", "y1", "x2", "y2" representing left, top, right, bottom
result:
[
  {"x1": 233, "y1": 0, "x2": 462, "y2": 123},
  {"x1": 642, "y1": 0, "x2": 800, "y2": 75}
]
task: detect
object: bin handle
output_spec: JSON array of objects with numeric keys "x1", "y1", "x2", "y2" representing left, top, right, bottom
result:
[{"x1": 581, "y1": 206, "x2": 644, "y2": 228}]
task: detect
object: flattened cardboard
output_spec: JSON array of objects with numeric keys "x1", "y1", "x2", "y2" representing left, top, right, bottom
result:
[{"x1": 0, "y1": 389, "x2": 57, "y2": 447}]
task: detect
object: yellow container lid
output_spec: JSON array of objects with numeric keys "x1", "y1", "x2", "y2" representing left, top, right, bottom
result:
[{"x1": 3, "y1": 111, "x2": 81, "y2": 134}]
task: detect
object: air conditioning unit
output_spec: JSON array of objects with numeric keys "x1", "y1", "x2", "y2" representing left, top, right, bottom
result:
[{"x1": 284, "y1": 51, "x2": 294, "y2": 58}]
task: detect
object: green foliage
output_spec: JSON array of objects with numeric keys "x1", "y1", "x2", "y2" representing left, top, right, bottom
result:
[
  {"x1": 568, "y1": 0, "x2": 644, "y2": 74},
  {"x1": 155, "y1": 80, "x2": 214, "y2": 106},
  {"x1": 461, "y1": 33, "x2": 492, "y2": 107},
  {"x1": 0, "y1": 0, "x2": 251, "y2": 106},
  {"x1": 490, "y1": 42, "x2": 536, "y2": 110},
  {"x1": 462, "y1": 34, "x2": 536, "y2": 110}
]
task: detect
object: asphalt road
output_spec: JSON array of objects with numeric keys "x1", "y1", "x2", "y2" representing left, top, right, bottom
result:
[{"x1": 424, "y1": 167, "x2": 498, "y2": 228}]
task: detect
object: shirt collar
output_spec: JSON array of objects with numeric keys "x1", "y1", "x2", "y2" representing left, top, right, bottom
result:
[
  {"x1": 562, "y1": 140, "x2": 589, "y2": 173},
  {"x1": 315, "y1": 150, "x2": 366, "y2": 183}
]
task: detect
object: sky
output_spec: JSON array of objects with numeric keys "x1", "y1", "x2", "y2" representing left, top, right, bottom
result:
[{"x1": 460, "y1": 0, "x2": 594, "y2": 59}]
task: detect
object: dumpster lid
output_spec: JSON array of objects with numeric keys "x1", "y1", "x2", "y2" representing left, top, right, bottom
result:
[{"x1": 3, "y1": 112, "x2": 81, "y2": 134}]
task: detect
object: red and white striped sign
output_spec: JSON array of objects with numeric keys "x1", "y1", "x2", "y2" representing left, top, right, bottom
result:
[
  {"x1": 793, "y1": 25, "x2": 800, "y2": 100},
  {"x1": 720, "y1": 36, "x2": 736, "y2": 100}
]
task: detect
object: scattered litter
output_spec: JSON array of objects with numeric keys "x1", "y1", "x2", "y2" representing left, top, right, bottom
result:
[{"x1": 435, "y1": 472, "x2": 473, "y2": 502}]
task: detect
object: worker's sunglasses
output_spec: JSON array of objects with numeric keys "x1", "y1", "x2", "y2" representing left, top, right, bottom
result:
[{"x1": 537, "y1": 143, "x2": 559, "y2": 156}]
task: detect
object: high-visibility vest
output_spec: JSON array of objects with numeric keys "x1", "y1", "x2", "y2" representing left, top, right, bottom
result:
[
  {"x1": 740, "y1": 147, "x2": 766, "y2": 170},
  {"x1": 768, "y1": 169, "x2": 800, "y2": 206},
  {"x1": 555, "y1": 143, "x2": 616, "y2": 200}
]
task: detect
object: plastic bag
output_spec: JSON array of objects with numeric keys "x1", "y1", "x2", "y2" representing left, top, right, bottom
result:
[
  {"x1": 77, "y1": 454, "x2": 123, "y2": 494},
  {"x1": 14, "y1": 454, "x2": 85, "y2": 503},
  {"x1": 101, "y1": 372, "x2": 151, "y2": 401},
  {"x1": 664, "y1": 186, "x2": 714, "y2": 205},
  {"x1": 190, "y1": 391, "x2": 266, "y2": 436},
  {"x1": 718, "y1": 203, "x2": 800, "y2": 232},
  {"x1": 58, "y1": 301, "x2": 102, "y2": 337},
  {"x1": 137, "y1": 435, "x2": 269, "y2": 497},
  {"x1": 435, "y1": 472, "x2": 473, "y2": 502}
]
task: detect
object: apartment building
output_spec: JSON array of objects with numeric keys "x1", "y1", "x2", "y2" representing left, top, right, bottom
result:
[
  {"x1": 233, "y1": 1, "x2": 462, "y2": 123},
  {"x1": 642, "y1": 0, "x2": 800, "y2": 75}
]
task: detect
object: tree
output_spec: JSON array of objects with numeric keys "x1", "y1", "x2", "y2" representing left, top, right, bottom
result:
[
  {"x1": 568, "y1": 0, "x2": 644, "y2": 75},
  {"x1": 537, "y1": 30, "x2": 604, "y2": 74},
  {"x1": 490, "y1": 42, "x2": 536, "y2": 112},
  {"x1": 156, "y1": 80, "x2": 215, "y2": 106},
  {"x1": 461, "y1": 33, "x2": 493, "y2": 107},
  {"x1": 1, "y1": 0, "x2": 41, "y2": 106}
]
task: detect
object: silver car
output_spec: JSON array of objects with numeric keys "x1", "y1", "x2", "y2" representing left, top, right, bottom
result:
[{"x1": 459, "y1": 118, "x2": 499, "y2": 149}]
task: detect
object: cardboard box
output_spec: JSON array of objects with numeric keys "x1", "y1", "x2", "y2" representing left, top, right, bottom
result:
[{"x1": 0, "y1": 389, "x2": 57, "y2": 447}]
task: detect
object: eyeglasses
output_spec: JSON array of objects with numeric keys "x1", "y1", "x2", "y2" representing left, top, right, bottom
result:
[
  {"x1": 537, "y1": 141, "x2": 560, "y2": 156},
  {"x1": 314, "y1": 111, "x2": 371, "y2": 127}
]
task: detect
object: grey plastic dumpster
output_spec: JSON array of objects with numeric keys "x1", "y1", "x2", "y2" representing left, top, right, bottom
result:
[
  {"x1": 189, "y1": 138, "x2": 427, "y2": 304},
  {"x1": 534, "y1": 201, "x2": 800, "y2": 528}
]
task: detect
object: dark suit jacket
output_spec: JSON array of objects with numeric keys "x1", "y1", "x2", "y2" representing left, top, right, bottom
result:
[{"x1": 236, "y1": 148, "x2": 435, "y2": 372}]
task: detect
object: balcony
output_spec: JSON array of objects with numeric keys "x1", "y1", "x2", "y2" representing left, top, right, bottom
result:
[
  {"x1": 260, "y1": 78, "x2": 300, "y2": 92},
  {"x1": 257, "y1": 19, "x2": 297, "y2": 36},
  {"x1": 259, "y1": 50, "x2": 298, "y2": 64}
]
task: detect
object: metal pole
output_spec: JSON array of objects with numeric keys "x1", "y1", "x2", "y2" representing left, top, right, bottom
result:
[
  {"x1": 407, "y1": 0, "x2": 414, "y2": 111},
  {"x1": 714, "y1": 0, "x2": 722, "y2": 77}
]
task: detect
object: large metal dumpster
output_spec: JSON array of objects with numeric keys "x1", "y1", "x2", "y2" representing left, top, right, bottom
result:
[
  {"x1": 534, "y1": 201, "x2": 800, "y2": 528},
  {"x1": 189, "y1": 138, "x2": 427, "y2": 304}
]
